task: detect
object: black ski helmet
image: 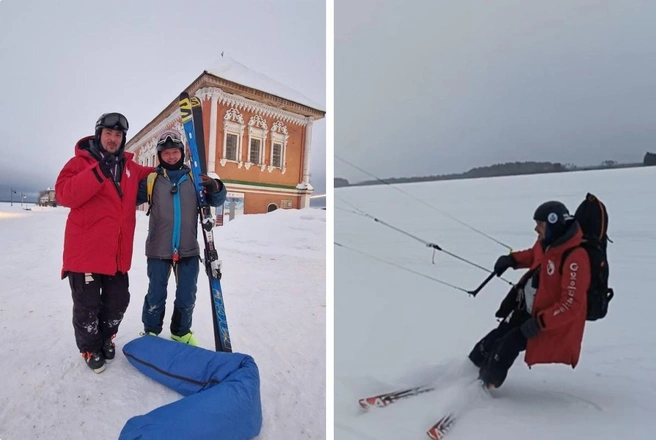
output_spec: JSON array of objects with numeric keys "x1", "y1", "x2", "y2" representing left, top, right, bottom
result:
[
  {"x1": 533, "y1": 200, "x2": 572, "y2": 242},
  {"x1": 95, "y1": 112, "x2": 129, "y2": 150}
]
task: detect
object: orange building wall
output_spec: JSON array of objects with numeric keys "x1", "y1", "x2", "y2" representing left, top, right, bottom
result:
[
  {"x1": 239, "y1": 191, "x2": 299, "y2": 214},
  {"x1": 129, "y1": 83, "x2": 320, "y2": 217},
  {"x1": 200, "y1": 102, "x2": 306, "y2": 189}
]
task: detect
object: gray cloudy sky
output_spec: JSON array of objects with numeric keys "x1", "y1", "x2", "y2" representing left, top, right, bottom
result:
[
  {"x1": 335, "y1": 0, "x2": 656, "y2": 183},
  {"x1": 0, "y1": 0, "x2": 325, "y2": 200}
]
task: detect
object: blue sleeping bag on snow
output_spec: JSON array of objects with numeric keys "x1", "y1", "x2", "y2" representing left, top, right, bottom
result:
[{"x1": 119, "y1": 335, "x2": 262, "y2": 440}]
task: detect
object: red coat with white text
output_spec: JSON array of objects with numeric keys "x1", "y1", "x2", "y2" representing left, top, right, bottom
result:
[{"x1": 510, "y1": 223, "x2": 590, "y2": 368}]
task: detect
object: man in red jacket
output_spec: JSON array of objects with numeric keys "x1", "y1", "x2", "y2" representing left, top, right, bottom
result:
[
  {"x1": 55, "y1": 113, "x2": 154, "y2": 373},
  {"x1": 468, "y1": 201, "x2": 591, "y2": 389}
]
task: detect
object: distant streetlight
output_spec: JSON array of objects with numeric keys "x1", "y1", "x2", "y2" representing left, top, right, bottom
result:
[{"x1": 10, "y1": 188, "x2": 16, "y2": 206}]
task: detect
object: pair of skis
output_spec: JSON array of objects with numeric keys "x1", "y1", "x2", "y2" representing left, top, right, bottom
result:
[
  {"x1": 178, "y1": 92, "x2": 232, "y2": 353},
  {"x1": 358, "y1": 371, "x2": 490, "y2": 439}
]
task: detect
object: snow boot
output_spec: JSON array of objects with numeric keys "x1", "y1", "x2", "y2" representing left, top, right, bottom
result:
[
  {"x1": 82, "y1": 351, "x2": 105, "y2": 374},
  {"x1": 171, "y1": 331, "x2": 198, "y2": 346},
  {"x1": 102, "y1": 335, "x2": 116, "y2": 362}
]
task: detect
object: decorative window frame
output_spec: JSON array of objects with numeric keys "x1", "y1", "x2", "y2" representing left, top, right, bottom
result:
[
  {"x1": 137, "y1": 138, "x2": 158, "y2": 168},
  {"x1": 246, "y1": 115, "x2": 268, "y2": 171},
  {"x1": 221, "y1": 108, "x2": 245, "y2": 167},
  {"x1": 268, "y1": 121, "x2": 288, "y2": 173}
]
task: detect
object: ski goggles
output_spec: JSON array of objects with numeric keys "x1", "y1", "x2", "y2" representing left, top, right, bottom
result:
[
  {"x1": 98, "y1": 113, "x2": 129, "y2": 132},
  {"x1": 157, "y1": 130, "x2": 184, "y2": 146}
]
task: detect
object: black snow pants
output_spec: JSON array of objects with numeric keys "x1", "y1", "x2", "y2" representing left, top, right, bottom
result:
[
  {"x1": 468, "y1": 309, "x2": 531, "y2": 388},
  {"x1": 68, "y1": 271, "x2": 131, "y2": 354}
]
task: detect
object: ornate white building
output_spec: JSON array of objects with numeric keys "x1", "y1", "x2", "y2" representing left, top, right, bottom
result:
[{"x1": 126, "y1": 57, "x2": 325, "y2": 218}]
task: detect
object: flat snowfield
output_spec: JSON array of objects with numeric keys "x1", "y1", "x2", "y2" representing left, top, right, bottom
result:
[{"x1": 335, "y1": 166, "x2": 656, "y2": 439}]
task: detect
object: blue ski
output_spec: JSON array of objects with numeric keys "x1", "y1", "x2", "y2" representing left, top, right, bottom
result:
[{"x1": 178, "y1": 91, "x2": 232, "y2": 352}]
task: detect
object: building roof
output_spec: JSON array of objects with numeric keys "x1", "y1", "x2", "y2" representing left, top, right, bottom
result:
[
  {"x1": 205, "y1": 56, "x2": 325, "y2": 112},
  {"x1": 126, "y1": 56, "x2": 324, "y2": 152}
]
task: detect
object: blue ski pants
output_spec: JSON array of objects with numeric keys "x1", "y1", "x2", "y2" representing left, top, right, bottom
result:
[{"x1": 142, "y1": 256, "x2": 200, "y2": 336}]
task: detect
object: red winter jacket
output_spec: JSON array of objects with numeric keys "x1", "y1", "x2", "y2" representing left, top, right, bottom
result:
[
  {"x1": 511, "y1": 223, "x2": 590, "y2": 368},
  {"x1": 55, "y1": 136, "x2": 154, "y2": 278}
]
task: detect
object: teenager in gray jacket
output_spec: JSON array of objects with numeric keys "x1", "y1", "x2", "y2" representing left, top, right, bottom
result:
[{"x1": 139, "y1": 129, "x2": 227, "y2": 346}]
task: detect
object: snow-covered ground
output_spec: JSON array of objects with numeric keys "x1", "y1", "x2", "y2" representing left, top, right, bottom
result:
[
  {"x1": 0, "y1": 205, "x2": 325, "y2": 439},
  {"x1": 335, "y1": 166, "x2": 656, "y2": 439}
]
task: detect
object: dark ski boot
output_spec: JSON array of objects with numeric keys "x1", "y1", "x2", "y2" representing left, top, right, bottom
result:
[
  {"x1": 82, "y1": 351, "x2": 105, "y2": 374},
  {"x1": 102, "y1": 335, "x2": 116, "y2": 362}
]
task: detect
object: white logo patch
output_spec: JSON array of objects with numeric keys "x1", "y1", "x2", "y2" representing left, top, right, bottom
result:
[
  {"x1": 126, "y1": 169, "x2": 131, "y2": 178},
  {"x1": 547, "y1": 259, "x2": 555, "y2": 276},
  {"x1": 548, "y1": 212, "x2": 558, "y2": 224}
]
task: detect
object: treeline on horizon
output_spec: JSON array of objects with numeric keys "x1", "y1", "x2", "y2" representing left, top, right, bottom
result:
[{"x1": 335, "y1": 151, "x2": 656, "y2": 188}]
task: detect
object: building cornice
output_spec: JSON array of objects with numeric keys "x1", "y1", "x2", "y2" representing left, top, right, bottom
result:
[
  {"x1": 196, "y1": 86, "x2": 310, "y2": 127},
  {"x1": 201, "y1": 72, "x2": 326, "y2": 117},
  {"x1": 126, "y1": 70, "x2": 324, "y2": 154}
]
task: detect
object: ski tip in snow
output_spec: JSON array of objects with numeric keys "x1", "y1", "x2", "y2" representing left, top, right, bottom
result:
[
  {"x1": 426, "y1": 414, "x2": 456, "y2": 440},
  {"x1": 357, "y1": 385, "x2": 436, "y2": 411},
  {"x1": 357, "y1": 396, "x2": 384, "y2": 410}
]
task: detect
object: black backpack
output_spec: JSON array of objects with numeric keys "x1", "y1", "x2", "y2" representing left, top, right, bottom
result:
[{"x1": 559, "y1": 193, "x2": 614, "y2": 321}]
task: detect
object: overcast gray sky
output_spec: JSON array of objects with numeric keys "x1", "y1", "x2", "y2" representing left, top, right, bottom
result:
[
  {"x1": 0, "y1": 0, "x2": 325, "y2": 200},
  {"x1": 335, "y1": 0, "x2": 656, "y2": 183}
]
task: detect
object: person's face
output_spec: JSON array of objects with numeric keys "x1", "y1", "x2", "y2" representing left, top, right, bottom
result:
[
  {"x1": 161, "y1": 148, "x2": 182, "y2": 165},
  {"x1": 100, "y1": 128, "x2": 123, "y2": 153},
  {"x1": 534, "y1": 221, "x2": 547, "y2": 241}
]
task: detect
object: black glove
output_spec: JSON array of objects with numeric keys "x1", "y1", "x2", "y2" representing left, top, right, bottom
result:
[
  {"x1": 98, "y1": 153, "x2": 118, "y2": 179},
  {"x1": 493, "y1": 254, "x2": 515, "y2": 276},
  {"x1": 520, "y1": 318, "x2": 541, "y2": 339},
  {"x1": 199, "y1": 173, "x2": 223, "y2": 194}
]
